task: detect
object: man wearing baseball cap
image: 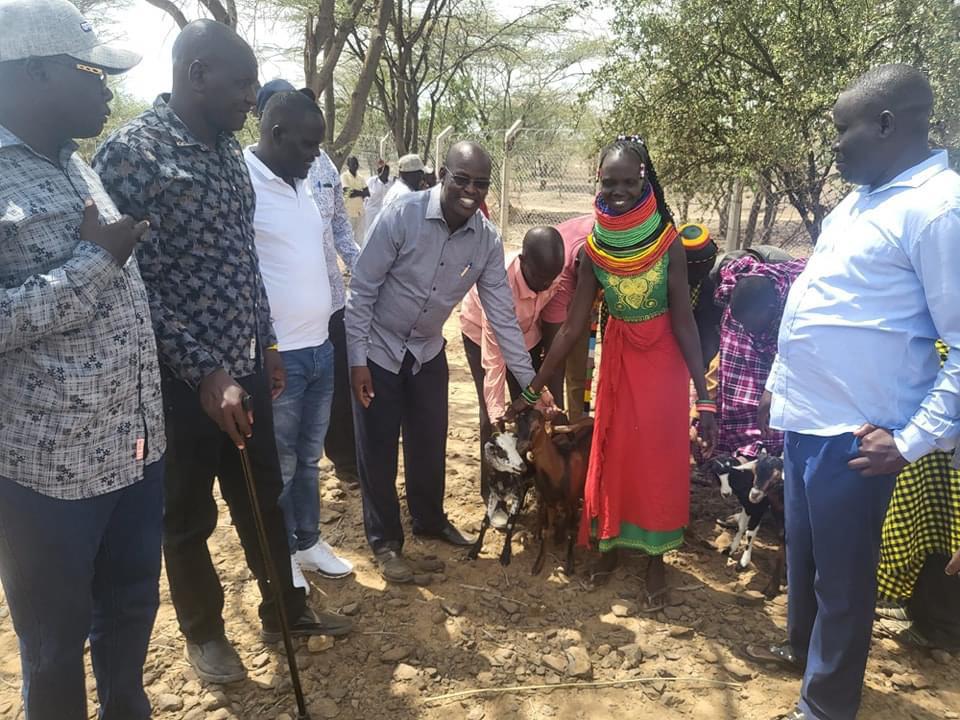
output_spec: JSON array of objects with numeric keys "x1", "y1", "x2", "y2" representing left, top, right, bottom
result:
[
  {"x1": 0, "y1": 1, "x2": 164, "y2": 719},
  {"x1": 381, "y1": 152, "x2": 425, "y2": 209}
]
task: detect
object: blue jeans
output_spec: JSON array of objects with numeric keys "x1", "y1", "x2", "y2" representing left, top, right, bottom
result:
[
  {"x1": 273, "y1": 342, "x2": 335, "y2": 553},
  {"x1": 784, "y1": 432, "x2": 896, "y2": 720},
  {"x1": 0, "y1": 461, "x2": 164, "y2": 720}
]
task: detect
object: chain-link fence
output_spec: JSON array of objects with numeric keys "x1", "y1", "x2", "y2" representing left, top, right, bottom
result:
[{"x1": 348, "y1": 129, "x2": 847, "y2": 256}]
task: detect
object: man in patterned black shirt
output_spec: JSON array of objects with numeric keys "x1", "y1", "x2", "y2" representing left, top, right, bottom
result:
[
  {"x1": 0, "y1": 1, "x2": 164, "y2": 718},
  {"x1": 94, "y1": 19, "x2": 351, "y2": 685}
]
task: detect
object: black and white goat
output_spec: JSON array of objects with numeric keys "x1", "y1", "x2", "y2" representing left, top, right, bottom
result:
[
  {"x1": 706, "y1": 451, "x2": 785, "y2": 596},
  {"x1": 466, "y1": 426, "x2": 533, "y2": 566}
]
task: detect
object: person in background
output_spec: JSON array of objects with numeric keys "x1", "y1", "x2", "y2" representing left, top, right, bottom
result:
[
  {"x1": 540, "y1": 214, "x2": 594, "y2": 418},
  {"x1": 510, "y1": 136, "x2": 715, "y2": 609},
  {"x1": 295, "y1": 88, "x2": 364, "y2": 486},
  {"x1": 875, "y1": 341, "x2": 960, "y2": 651},
  {"x1": 246, "y1": 90, "x2": 355, "y2": 592},
  {"x1": 752, "y1": 65, "x2": 960, "y2": 720},
  {"x1": 382, "y1": 153, "x2": 425, "y2": 208},
  {"x1": 347, "y1": 141, "x2": 536, "y2": 583},
  {"x1": 422, "y1": 164, "x2": 438, "y2": 189},
  {"x1": 94, "y1": 20, "x2": 346, "y2": 686},
  {"x1": 364, "y1": 160, "x2": 393, "y2": 237},
  {"x1": 712, "y1": 254, "x2": 806, "y2": 458},
  {"x1": 0, "y1": 2, "x2": 162, "y2": 717},
  {"x1": 341, "y1": 155, "x2": 369, "y2": 243},
  {"x1": 461, "y1": 226, "x2": 565, "y2": 526}
]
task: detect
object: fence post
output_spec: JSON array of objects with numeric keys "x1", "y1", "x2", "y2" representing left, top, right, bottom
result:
[
  {"x1": 435, "y1": 126, "x2": 453, "y2": 169},
  {"x1": 500, "y1": 119, "x2": 523, "y2": 240},
  {"x1": 378, "y1": 133, "x2": 390, "y2": 162},
  {"x1": 725, "y1": 179, "x2": 744, "y2": 251}
]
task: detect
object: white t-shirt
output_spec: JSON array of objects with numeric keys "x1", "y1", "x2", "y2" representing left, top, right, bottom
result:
[
  {"x1": 244, "y1": 147, "x2": 332, "y2": 351},
  {"x1": 382, "y1": 179, "x2": 416, "y2": 209}
]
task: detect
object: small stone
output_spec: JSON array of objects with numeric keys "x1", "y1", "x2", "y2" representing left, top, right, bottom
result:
[
  {"x1": 202, "y1": 691, "x2": 229, "y2": 710},
  {"x1": 477, "y1": 671, "x2": 495, "y2": 684},
  {"x1": 909, "y1": 674, "x2": 930, "y2": 690},
  {"x1": 891, "y1": 673, "x2": 911, "y2": 688},
  {"x1": 664, "y1": 650, "x2": 682, "y2": 661},
  {"x1": 393, "y1": 663, "x2": 419, "y2": 681},
  {"x1": 611, "y1": 600, "x2": 636, "y2": 618},
  {"x1": 669, "y1": 626, "x2": 694, "y2": 639},
  {"x1": 931, "y1": 649, "x2": 952, "y2": 665},
  {"x1": 431, "y1": 610, "x2": 447, "y2": 624},
  {"x1": 340, "y1": 602, "x2": 360, "y2": 616},
  {"x1": 944, "y1": 712, "x2": 959, "y2": 720},
  {"x1": 700, "y1": 648, "x2": 719, "y2": 664},
  {"x1": 721, "y1": 658, "x2": 754, "y2": 681},
  {"x1": 738, "y1": 590, "x2": 766, "y2": 607},
  {"x1": 663, "y1": 605, "x2": 683, "y2": 621},
  {"x1": 277, "y1": 714, "x2": 293, "y2": 720},
  {"x1": 312, "y1": 698, "x2": 340, "y2": 718},
  {"x1": 252, "y1": 652, "x2": 271, "y2": 668},
  {"x1": 466, "y1": 707, "x2": 485, "y2": 720},
  {"x1": 156, "y1": 694, "x2": 183, "y2": 712},
  {"x1": 597, "y1": 644, "x2": 612, "y2": 657},
  {"x1": 565, "y1": 646, "x2": 593, "y2": 678},
  {"x1": 542, "y1": 653, "x2": 567, "y2": 674},
  {"x1": 207, "y1": 710, "x2": 230, "y2": 720},
  {"x1": 441, "y1": 600, "x2": 464, "y2": 616},
  {"x1": 308, "y1": 635, "x2": 335, "y2": 653},
  {"x1": 380, "y1": 646, "x2": 412, "y2": 662},
  {"x1": 499, "y1": 598, "x2": 520, "y2": 614}
]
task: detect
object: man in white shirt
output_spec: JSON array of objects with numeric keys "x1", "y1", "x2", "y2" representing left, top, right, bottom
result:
[
  {"x1": 381, "y1": 153, "x2": 425, "y2": 209},
  {"x1": 753, "y1": 65, "x2": 960, "y2": 720},
  {"x1": 245, "y1": 90, "x2": 355, "y2": 593},
  {"x1": 364, "y1": 160, "x2": 393, "y2": 234},
  {"x1": 340, "y1": 155, "x2": 368, "y2": 244}
]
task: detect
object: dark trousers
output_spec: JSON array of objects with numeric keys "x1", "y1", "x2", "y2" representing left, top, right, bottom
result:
[
  {"x1": 784, "y1": 432, "x2": 897, "y2": 720},
  {"x1": 324, "y1": 308, "x2": 359, "y2": 476},
  {"x1": 160, "y1": 371, "x2": 306, "y2": 643},
  {"x1": 462, "y1": 333, "x2": 542, "y2": 499},
  {"x1": 0, "y1": 463, "x2": 164, "y2": 720},
  {"x1": 353, "y1": 351, "x2": 449, "y2": 553}
]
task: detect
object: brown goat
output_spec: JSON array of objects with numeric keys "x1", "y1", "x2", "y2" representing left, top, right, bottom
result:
[{"x1": 516, "y1": 408, "x2": 594, "y2": 575}]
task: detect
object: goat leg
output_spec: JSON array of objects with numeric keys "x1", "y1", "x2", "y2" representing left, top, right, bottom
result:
[
  {"x1": 531, "y1": 502, "x2": 548, "y2": 575},
  {"x1": 498, "y1": 487, "x2": 527, "y2": 567},
  {"x1": 467, "y1": 514, "x2": 490, "y2": 561},
  {"x1": 764, "y1": 534, "x2": 786, "y2": 599}
]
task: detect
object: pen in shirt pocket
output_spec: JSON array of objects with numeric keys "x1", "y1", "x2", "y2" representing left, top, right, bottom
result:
[{"x1": 460, "y1": 263, "x2": 473, "y2": 278}]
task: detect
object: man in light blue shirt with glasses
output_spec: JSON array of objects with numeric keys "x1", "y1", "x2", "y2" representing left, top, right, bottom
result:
[{"x1": 755, "y1": 64, "x2": 960, "y2": 720}]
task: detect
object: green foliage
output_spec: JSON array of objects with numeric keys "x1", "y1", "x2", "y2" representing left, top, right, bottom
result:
[{"x1": 599, "y1": 0, "x2": 960, "y2": 240}]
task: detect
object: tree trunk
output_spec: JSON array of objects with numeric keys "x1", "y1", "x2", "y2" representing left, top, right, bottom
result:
[
  {"x1": 329, "y1": 0, "x2": 394, "y2": 168},
  {"x1": 742, "y1": 178, "x2": 764, "y2": 249}
]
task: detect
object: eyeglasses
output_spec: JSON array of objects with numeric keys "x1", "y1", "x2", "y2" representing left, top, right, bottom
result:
[{"x1": 449, "y1": 173, "x2": 491, "y2": 191}]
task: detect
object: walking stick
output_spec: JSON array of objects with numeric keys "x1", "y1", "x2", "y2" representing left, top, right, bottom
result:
[{"x1": 239, "y1": 397, "x2": 311, "y2": 720}]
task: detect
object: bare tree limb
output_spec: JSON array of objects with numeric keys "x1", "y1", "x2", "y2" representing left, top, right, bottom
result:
[{"x1": 143, "y1": 0, "x2": 189, "y2": 29}]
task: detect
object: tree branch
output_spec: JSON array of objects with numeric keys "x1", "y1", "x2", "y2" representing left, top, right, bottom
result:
[{"x1": 143, "y1": 0, "x2": 189, "y2": 29}]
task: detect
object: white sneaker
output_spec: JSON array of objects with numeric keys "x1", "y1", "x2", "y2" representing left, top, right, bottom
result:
[
  {"x1": 295, "y1": 540, "x2": 354, "y2": 579},
  {"x1": 290, "y1": 555, "x2": 310, "y2": 595}
]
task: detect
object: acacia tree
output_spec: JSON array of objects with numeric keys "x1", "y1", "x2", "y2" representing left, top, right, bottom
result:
[
  {"x1": 138, "y1": 0, "x2": 391, "y2": 166},
  {"x1": 601, "y1": 0, "x2": 960, "y2": 242},
  {"x1": 349, "y1": 0, "x2": 577, "y2": 160}
]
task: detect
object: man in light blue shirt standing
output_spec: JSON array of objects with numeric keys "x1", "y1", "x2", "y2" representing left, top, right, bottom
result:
[{"x1": 754, "y1": 65, "x2": 960, "y2": 720}]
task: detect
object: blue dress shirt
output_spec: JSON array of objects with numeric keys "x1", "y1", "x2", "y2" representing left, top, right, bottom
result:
[{"x1": 767, "y1": 150, "x2": 960, "y2": 462}]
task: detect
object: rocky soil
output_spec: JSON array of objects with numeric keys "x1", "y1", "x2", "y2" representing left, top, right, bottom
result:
[{"x1": 2, "y1": 314, "x2": 958, "y2": 720}]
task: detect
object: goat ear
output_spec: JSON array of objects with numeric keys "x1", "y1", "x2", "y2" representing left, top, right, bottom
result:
[
  {"x1": 526, "y1": 451, "x2": 535, "y2": 462},
  {"x1": 733, "y1": 460, "x2": 758, "y2": 472}
]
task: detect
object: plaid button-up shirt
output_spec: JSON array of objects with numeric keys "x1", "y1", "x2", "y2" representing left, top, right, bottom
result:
[
  {"x1": 93, "y1": 96, "x2": 276, "y2": 388},
  {"x1": 714, "y1": 255, "x2": 807, "y2": 457},
  {"x1": 0, "y1": 125, "x2": 165, "y2": 499}
]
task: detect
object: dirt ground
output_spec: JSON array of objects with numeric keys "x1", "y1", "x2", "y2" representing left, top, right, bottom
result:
[{"x1": 1, "y1": 312, "x2": 958, "y2": 720}]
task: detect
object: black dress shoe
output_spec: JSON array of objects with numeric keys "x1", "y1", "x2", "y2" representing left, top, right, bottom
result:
[
  {"x1": 414, "y1": 522, "x2": 477, "y2": 547},
  {"x1": 260, "y1": 606, "x2": 353, "y2": 643}
]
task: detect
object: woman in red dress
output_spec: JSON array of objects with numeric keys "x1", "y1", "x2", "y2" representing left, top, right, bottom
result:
[{"x1": 512, "y1": 136, "x2": 715, "y2": 608}]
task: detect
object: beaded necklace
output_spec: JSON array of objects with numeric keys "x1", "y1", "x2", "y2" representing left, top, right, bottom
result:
[{"x1": 585, "y1": 186, "x2": 677, "y2": 275}]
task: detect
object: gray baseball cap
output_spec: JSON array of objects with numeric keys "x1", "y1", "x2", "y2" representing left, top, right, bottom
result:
[{"x1": 0, "y1": 0, "x2": 141, "y2": 74}]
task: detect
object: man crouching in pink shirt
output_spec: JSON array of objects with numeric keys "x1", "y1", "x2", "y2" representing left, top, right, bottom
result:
[{"x1": 460, "y1": 226, "x2": 565, "y2": 527}]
